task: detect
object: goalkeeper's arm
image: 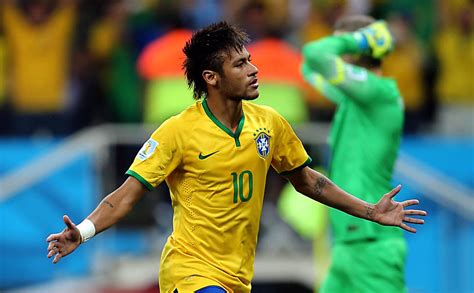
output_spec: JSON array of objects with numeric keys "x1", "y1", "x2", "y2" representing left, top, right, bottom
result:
[
  {"x1": 302, "y1": 21, "x2": 393, "y2": 104},
  {"x1": 300, "y1": 63, "x2": 346, "y2": 105}
]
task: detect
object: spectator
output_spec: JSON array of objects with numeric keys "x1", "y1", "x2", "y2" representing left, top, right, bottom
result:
[
  {"x1": 136, "y1": 29, "x2": 193, "y2": 124},
  {"x1": 0, "y1": 29, "x2": 5, "y2": 107},
  {"x1": 248, "y1": 38, "x2": 309, "y2": 125},
  {"x1": 0, "y1": 24, "x2": 7, "y2": 134},
  {"x1": 383, "y1": 14, "x2": 425, "y2": 132},
  {"x1": 179, "y1": 0, "x2": 222, "y2": 29},
  {"x1": 2, "y1": 0, "x2": 77, "y2": 136},
  {"x1": 299, "y1": 2, "x2": 344, "y2": 120},
  {"x1": 86, "y1": 0, "x2": 141, "y2": 123},
  {"x1": 233, "y1": 0, "x2": 290, "y2": 42},
  {"x1": 435, "y1": 0, "x2": 474, "y2": 104}
]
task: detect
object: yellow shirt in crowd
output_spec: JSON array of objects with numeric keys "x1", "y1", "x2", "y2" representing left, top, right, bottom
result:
[
  {"x1": 0, "y1": 36, "x2": 6, "y2": 105},
  {"x1": 436, "y1": 26, "x2": 474, "y2": 103},
  {"x1": 2, "y1": 4, "x2": 75, "y2": 112}
]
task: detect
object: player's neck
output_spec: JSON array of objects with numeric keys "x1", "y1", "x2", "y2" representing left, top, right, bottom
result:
[{"x1": 205, "y1": 96, "x2": 243, "y2": 133}]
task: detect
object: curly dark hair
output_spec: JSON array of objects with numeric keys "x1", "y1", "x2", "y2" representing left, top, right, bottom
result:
[{"x1": 182, "y1": 22, "x2": 250, "y2": 100}]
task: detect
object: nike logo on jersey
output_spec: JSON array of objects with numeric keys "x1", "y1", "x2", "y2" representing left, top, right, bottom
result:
[{"x1": 198, "y1": 151, "x2": 219, "y2": 160}]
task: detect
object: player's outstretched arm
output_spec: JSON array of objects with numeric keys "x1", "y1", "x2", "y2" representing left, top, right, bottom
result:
[
  {"x1": 287, "y1": 167, "x2": 427, "y2": 233},
  {"x1": 46, "y1": 177, "x2": 148, "y2": 263}
]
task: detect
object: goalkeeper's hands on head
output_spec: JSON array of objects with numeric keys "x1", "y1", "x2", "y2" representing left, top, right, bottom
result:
[{"x1": 353, "y1": 21, "x2": 394, "y2": 59}]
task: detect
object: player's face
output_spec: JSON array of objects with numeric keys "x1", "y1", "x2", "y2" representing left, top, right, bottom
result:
[{"x1": 218, "y1": 47, "x2": 259, "y2": 101}]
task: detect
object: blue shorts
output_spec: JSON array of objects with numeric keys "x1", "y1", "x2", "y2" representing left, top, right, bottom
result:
[{"x1": 174, "y1": 285, "x2": 226, "y2": 293}]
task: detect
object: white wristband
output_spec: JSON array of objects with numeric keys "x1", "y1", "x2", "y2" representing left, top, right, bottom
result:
[{"x1": 77, "y1": 219, "x2": 96, "y2": 243}]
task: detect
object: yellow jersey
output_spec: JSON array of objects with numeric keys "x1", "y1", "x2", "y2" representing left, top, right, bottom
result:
[
  {"x1": 2, "y1": 3, "x2": 75, "y2": 112},
  {"x1": 127, "y1": 99, "x2": 311, "y2": 292}
]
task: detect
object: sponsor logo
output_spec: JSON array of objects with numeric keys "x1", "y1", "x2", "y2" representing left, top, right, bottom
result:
[{"x1": 198, "y1": 151, "x2": 219, "y2": 160}]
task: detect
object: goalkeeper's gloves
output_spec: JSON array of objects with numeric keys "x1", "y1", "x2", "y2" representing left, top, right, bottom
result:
[{"x1": 353, "y1": 21, "x2": 394, "y2": 59}]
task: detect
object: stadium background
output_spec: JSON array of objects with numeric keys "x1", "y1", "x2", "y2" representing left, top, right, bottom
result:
[{"x1": 0, "y1": 0, "x2": 472, "y2": 292}]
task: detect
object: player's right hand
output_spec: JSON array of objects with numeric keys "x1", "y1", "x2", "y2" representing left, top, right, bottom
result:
[
  {"x1": 353, "y1": 21, "x2": 394, "y2": 59},
  {"x1": 46, "y1": 215, "x2": 81, "y2": 264}
]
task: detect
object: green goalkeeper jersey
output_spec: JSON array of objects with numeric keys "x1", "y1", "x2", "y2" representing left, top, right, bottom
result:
[{"x1": 302, "y1": 34, "x2": 404, "y2": 243}]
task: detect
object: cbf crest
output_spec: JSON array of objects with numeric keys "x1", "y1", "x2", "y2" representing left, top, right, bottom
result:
[{"x1": 253, "y1": 128, "x2": 271, "y2": 158}]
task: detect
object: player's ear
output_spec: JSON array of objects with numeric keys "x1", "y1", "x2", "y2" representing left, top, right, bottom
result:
[{"x1": 202, "y1": 70, "x2": 218, "y2": 86}]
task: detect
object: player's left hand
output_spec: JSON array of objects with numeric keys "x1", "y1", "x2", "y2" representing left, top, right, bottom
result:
[{"x1": 373, "y1": 185, "x2": 427, "y2": 233}]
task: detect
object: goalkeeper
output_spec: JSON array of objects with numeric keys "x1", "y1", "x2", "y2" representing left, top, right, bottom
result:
[{"x1": 301, "y1": 16, "x2": 407, "y2": 293}]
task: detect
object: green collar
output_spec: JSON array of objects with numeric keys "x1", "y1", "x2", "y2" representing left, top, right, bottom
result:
[{"x1": 202, "y1": 99, "x2": 245, "y2": 147}]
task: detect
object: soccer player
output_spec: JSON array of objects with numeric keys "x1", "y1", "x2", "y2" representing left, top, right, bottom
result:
[
  {"x1": 47, "y1": 21, "x2": 426, "y2": 293},
  {"x1": 301, "y1": 16, "x2": 412, "y2": 293}
]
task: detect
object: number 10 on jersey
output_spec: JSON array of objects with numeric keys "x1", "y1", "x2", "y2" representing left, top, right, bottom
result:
[{"x1": 231, "y1": 171, "x2": 253, "y2": 203}]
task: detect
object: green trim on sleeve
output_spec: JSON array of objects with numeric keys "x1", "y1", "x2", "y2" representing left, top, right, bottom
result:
[
  {"x1": 125, "y1": 169, "x2": 154, "y2": 191},
  {"x1": 280, "y1": 157, "x2": 313, "y2": 176}
]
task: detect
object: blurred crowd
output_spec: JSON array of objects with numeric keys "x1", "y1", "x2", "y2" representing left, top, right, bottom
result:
[{"x1": 0, "y1": 0, "x2": 473, "y2": 137}]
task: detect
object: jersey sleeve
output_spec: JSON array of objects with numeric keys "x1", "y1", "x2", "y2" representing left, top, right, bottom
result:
[
  {"x1": 270, "y1": 110, "x2": 312, "y2": 174},
  {"x1": 126, "y1": 118, "x2": 182, "y2": 190},
  {"x1": 302, "y1": 34, "x2": 392, "y2": 106}
]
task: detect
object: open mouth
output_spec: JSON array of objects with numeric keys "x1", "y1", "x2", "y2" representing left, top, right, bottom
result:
[{"x1": 249, "y1": 78, "x2": 259, "y2": 88}]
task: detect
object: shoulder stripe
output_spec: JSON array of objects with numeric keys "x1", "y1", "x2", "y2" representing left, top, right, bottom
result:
[{"x1": 328, "y1": 57, "x2": 346, "y2": 85}]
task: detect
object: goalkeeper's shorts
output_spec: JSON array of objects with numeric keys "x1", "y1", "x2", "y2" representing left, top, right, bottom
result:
[{"x1": 320, "y1": 237, "x2": 407, "y2": 293}]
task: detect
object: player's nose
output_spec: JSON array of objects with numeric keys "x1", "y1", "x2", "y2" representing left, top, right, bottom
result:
[{"x1": 249, "y1": 62, "x2": 259, "y2": 76}]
